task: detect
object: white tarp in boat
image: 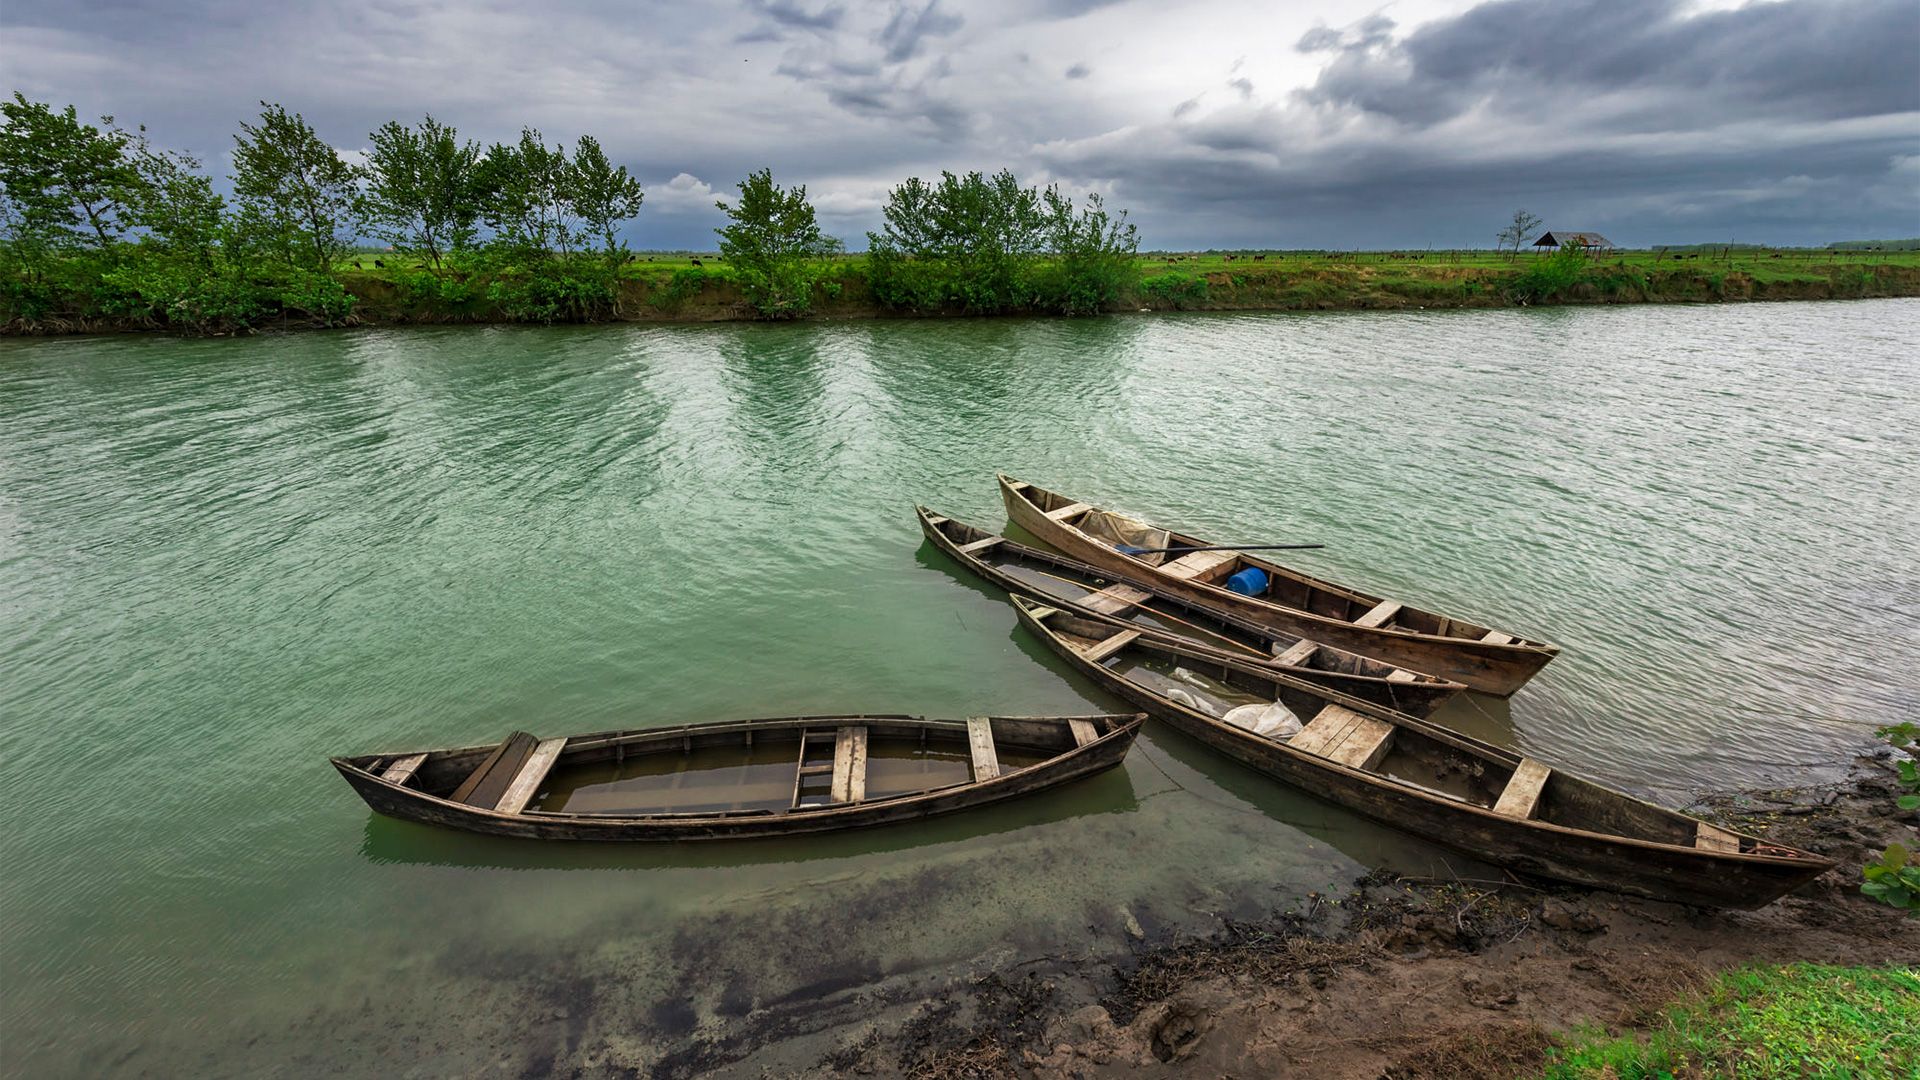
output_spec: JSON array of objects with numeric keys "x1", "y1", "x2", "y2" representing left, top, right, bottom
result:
[{"x1": 1077, "y1": 510, "x2": 1171, "y2": 566}]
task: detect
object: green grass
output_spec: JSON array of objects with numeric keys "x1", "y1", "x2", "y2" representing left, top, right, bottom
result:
[
  {"x1": 1136, "y1": 248, "x2": 1920, "y2": 285},
  {"x1": 1542, "y1": 964, "x2": 1920, "y2": 1079}
]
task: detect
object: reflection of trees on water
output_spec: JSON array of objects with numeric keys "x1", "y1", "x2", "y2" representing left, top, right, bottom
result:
[{"x1": 711, "y1": 324, "x2": 837, "y2": 484}]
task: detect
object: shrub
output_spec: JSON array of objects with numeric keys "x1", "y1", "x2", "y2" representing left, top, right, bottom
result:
[
  {"x1": 714, "y1": 168, "x2": 840, "y2": 318},
  {"x1": 1506, "y1": 244, "x2": 1590, "y2": 303}
]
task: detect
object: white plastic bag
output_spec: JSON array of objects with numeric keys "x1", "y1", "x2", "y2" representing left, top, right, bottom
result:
[{"x1": 1223, "y1": 701, "x2": 1303, "y2": 740}]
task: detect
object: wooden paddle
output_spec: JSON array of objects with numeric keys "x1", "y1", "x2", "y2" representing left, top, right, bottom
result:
[{"x1": 1116, "y1": 543, "x2": 1325, "y2": 555}]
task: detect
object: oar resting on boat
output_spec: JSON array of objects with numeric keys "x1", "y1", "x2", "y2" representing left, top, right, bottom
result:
[
  {"x1": 917, "y1": 505, "x2": 1464, "y2": 718},
  {"x1": 998, "y1": 474, "x2": 1560, "y2": 696},
  {"x1": 333, "y1": 712, "x2": 1144, "y2": 841},
  {"x1": 1010, "y1": 595, "x2": 1831, "y2": 909}
]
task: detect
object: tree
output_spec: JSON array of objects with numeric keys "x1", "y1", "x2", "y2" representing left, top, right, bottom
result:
[
  {"x1": 0, "y1": 93, "x2": 143, "y2": 256},
  {"x1": 230, "y1": 103, "x2": 361, "y2": 271},
  {"x1": 361, "y1": 115, "x2": 483, "y2": 270},
  {"x1": 1497, "y1": 208, "x2": 1544, "y2": 260},
  {"x1": 567, "y1": 135, "x2": 644, "y2": 267},
  {"x1": 1038, "y1": 188, "x2": 1139, "y2": 315},
  {"x1": 866, "y1": 169, "x2": 1046, "y2": 312},
  {"x1": 715, "y1": 168, "x2": 840, "y2": 318},
  {"x1": 477, "y1": 129, "x2": 575, "y2": 259}
]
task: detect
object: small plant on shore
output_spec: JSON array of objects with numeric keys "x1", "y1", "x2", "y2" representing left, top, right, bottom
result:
[
  {"x1": 1507, "y1": 241, "x2": 1588, "y2": 303},
  {"x1": 715, "y1": 168, "x2": 840, "y2": 319},
  {"x1": 1861, "y1": 722, "x2": 1920, "y2": 915}
]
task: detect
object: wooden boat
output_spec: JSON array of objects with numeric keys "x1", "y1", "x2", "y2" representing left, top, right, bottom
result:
[
  {"x1": 918, "y1": 505, "x2": 1464, "y2": 718},
  {"x1": 1011, "y1": 596, "x2": 1832, "y2": 908},
  {"x1": 334, "y1": 712, "x2": 1145, "y2": 841},
  {"x1": 998, "y1": 475, "x2": 1560, "y2": 695}
]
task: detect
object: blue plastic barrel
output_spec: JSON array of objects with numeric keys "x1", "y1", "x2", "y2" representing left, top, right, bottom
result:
[{"x1": 1225, "y1": 567, "x2": 1269, "y2": 596}]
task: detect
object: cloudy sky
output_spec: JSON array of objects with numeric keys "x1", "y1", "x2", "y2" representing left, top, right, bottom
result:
[{"x1": 5, "y1": 0, "x2": 1916, "y2": 249}]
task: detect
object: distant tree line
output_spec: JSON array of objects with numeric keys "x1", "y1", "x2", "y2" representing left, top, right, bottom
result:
[{"x1": 1, "y1": 93, "x2": 1142, "y2": 332}]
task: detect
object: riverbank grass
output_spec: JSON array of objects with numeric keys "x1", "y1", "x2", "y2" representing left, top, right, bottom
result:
[{"x1": 1542, "y1": 963, "x2": 1920, "y2": 1079}]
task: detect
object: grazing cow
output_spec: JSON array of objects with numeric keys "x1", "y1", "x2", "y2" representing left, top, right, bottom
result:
[
  {"x1": 1253, "y1": 254, "x2": 1266, "y2": 261},
  {"x1": 1224, "y1": 254, "x2": 1236, "y2": 262},
  {"x1": 690, "y1": 257, "x2": 703, "y2": 267},
  {"x1": 353, "y1": 261, "x2": 362, "y2": 269},
  {"x1": 374, "y1": 259, "x2": 385, "y2": 268}
]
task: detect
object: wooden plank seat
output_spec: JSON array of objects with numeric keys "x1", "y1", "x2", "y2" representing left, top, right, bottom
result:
[
  {"x1": 957, "y1": 537, "x2": 1001, "y2": 555},
  {"x1": 1352, "y1": 600, "x2": 1403, "y2": 628},
  {"x1": 494, "y1": 737, "x2": 568, "y2": 815},
  {"x1": 1385, "y1": 669, "x2": 1419, "y2": 683},
  {"x1": 1080, "y1": 629, "x2": 1141, "y2": 664},
  {"x1": 1695, "y1": 821, "x2": 1742, "y2": 853},
  {"x1": 1079, "y1": 583, "x2": 1152, "y2": 615},
  {"x1": 1045, "y1": 501, "x2": 1092, "y2": 521},
  {"x1": 1481, "y1": 630, "x2": 1515, "y2": 645},
  {"x1": 966, "y1": 717, "x2": 1001, "y2": 781},
  {"x1": 1270, "y1": 639, "x2": 1318, "y2": 666},
  {"x1": 1067, "y1": 718, "x2": 1100, "y2": 747},
  {"x1": 1160, "y1": 549, "x2": 1236, "y2": 580},
  {"x1": 831, "y1": 726, "x2": 868, "y2": 804},
  {"x1": 379, "y1": 753, "x2": 428, "y2": 786},
  {"x1": 449, "y1": 732, "x2": 541, "y2": 809},
  {"x1": 1493, "y1": 758, "x2": 1551, "y2": 818},
  {"x1": 1290, "y1": 705, "x2": 1395, "y2": 769}
]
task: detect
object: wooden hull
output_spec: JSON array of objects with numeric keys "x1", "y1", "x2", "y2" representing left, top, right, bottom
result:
[
  {"x1": 917, "y1": 505, "x2": 1463, "y2": 718},
  {"x1": 1012, "y1": 599, "x2": 1831, "y2": 908},
  {"x1": 334, "y1": 713, "x2": 1144, "y2": 841},
  {"x1": 999, "y1": 475, "x2": 1559, "y2": 695}
]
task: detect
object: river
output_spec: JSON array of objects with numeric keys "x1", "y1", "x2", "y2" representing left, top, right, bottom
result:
[{"x1": 2, "y1": 300, "x2": 1914, "y2": 1075}]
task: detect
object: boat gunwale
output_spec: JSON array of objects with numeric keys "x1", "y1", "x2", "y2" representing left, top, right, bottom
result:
[{"x1": 1010, "y1": 595, "x2": 1828, "y2": 872}]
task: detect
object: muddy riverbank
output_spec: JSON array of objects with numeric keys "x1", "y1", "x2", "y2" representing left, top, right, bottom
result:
[{"x1": 742, "y1": 752, "x2": 1915, "y2": 1079}]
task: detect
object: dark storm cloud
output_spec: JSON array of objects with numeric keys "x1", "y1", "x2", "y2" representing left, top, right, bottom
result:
[
  {"x1": 1037, "y1": 0, "x2": 1920, "y2": 247},
  {"x1": 878, "y1": 0, "x2": 964, "y2": 63},
  {"x1": 1296, "y1": 0, "x2": 1920, "y2": 127},
  {"x1": 3, "y1": 0, "x2": 1915, "y2": 249}
]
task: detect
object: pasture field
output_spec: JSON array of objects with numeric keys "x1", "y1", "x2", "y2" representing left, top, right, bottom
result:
[{"x1": 338, "y1": 247, "x2": 1920, "y2": 288}]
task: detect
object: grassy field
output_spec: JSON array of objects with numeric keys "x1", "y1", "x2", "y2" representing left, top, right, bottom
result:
[
  {"x1": 1135, "y1": 248, "x2": 1920, "y2": 285},
  {"x1": 1541, "y1": 963, "x2": 1919, "y2": 1079},
  {"x1": 339, "y1": 247, "x2": 1920, "y2": 287}
]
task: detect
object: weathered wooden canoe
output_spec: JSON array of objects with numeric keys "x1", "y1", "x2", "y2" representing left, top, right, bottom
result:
[
  {"x1": 998, "y1": 475, "x2": 1560, "y2": 695},
  {"x1": 334, "y1": 712, "x2": 1145, "y2": 841},
  {"x1": 918, "y1": 505, "x2": 1464, "y2": 718},
  {"x1": 1011, "y1": 596, "x2": 1832, "y2": 908}
]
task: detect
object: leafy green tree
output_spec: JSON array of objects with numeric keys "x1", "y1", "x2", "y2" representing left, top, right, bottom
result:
[
  {"x1": 1037, "y1": 187, "x2": 1138, "y2": 315},
  {"x1": 567, "y1": 135, "x2": 644, "y2": 267},
  {"x1": 866, "y1": 169, "x2": 1046, "y2": 312},
  {"x1": 0, "y1": 93, "x2": 143, "y2": 257},
  {"x1": 361, "y1": 115, "x2": 483, "y2": 270},
  {"x1": 230, "y1": 102, "x2": 362, "y2": 271},
  {"x1": 715, "y1": 168, "x2": 840, "y2": 318},
  {"x1": 477, "y1": 129, "x2": 575, "y2": 259}
]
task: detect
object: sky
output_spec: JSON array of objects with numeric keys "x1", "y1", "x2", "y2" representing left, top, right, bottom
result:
[{"x1": 4, "y1": 0, "x2": 1917, "y2": 250}]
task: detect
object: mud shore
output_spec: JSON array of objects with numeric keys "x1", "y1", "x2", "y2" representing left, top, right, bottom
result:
[{"x1": 754, "y1": 751, "x2": 1914, "y2": 1079}]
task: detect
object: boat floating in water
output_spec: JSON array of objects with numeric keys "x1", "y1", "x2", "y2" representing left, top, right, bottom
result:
[
  {"x1": 333, "y1": 712, "x2": 1144, "y2": 841},
  {"x1": 917, "y1": 505, "x2": 1464, "y2": 718},
  {"x1": 1011, "y1": 595, "x2": 1831, "y2": 908},
  {"x1": 998, "y1": 474, "x2": 1560, "y2": 695}
]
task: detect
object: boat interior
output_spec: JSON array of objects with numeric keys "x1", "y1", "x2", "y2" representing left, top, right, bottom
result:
[
  {"x1": 349, "y1": 716, "x2": 1112, "y2": 819},
  {"x1": 1031, "y1": 605, "x2": 1767, "y2": 857},
  {"x1": 1011, "y1": 480, "x2": 1537, "y2": 646}
]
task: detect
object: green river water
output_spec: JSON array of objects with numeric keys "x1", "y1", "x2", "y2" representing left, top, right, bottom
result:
[{"x1": 2, "y1": 301, "x2": 1915, "y2": 1076}]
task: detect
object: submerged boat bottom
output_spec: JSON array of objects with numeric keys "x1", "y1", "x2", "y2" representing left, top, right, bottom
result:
[{"x1": 536, "y1": 736, "x2": 1054, "y2": 816}]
